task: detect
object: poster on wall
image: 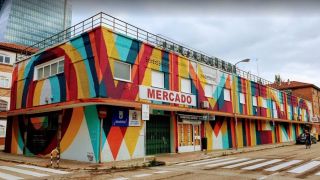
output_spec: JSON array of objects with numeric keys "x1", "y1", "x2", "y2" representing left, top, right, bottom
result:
[
  {"x1": 112, "y1": 109, "x2": 129, "y2": 127},
  {"x1": 129, "y1": 110, "x2": 141, "y2": 126}
]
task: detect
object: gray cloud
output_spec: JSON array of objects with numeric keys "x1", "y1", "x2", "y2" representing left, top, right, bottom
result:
[{"x1": 71, "y1": 0, "x2": 320, "y2": 86}]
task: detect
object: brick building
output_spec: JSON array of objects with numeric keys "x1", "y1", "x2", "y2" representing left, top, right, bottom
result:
[
  {"x1": 0, "y1": 42, "x2": 37, "y2": 145},
  {"x1": 271, "y1": 81, "x2": 320, "y2": 121}
]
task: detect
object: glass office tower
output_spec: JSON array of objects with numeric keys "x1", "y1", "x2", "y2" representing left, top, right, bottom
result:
[{"x1": 0, "y1": 0, "x2": 71, "y2": 46}]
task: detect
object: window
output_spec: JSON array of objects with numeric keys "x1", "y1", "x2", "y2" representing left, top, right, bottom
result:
[
  {"x1": 262, "y1": 98, "x2": 268, "y2": 108},
  {"x1": 181, "y1": 78, "x2": 191, "y2": 94},
  {"x1": 252, "y1": 96, "x2": 257, "y2": 106},
  {"x1": 35, "y1": 57, "x2": 64, "y2": 80},
  {"x1": 280, "y1": 103, "x2": 284, "y2": 112},
  {"x1": 240, "y1": 93, "x2": 245, "y2": 104},
  {"x1": 113, "y1": 61, "x2": 131, "y2": 82},
  {"x1": 151, "y1": 70, "x2": 164, "y2": 88},
  {"x1": 224, "y1": 88, "x2": 231, "y2": 101},
  {"x1": 0, "y1": 54, "x2": 10, "y2": 64},
  {"x1": 272, "y1": 101, "x2": 278, "y2": 118},
  {"x1": 0, "y1": 100, "x2": 8, "y2": 111},
  {"x1": 0, "y1": 77, "x2": 9, "y2": 88},
  {"x1": 204, "y1": 84, "x2": 213, "y2": 97}
]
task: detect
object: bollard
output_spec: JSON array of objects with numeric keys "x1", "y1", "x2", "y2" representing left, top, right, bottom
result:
[{"x1": 50, "y1": 148, "x2": 60, "y2": 168}]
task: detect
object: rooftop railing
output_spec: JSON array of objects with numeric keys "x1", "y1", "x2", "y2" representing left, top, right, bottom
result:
[{"x1": 18, "y1": 12, "x2": 273, "y2": 86}]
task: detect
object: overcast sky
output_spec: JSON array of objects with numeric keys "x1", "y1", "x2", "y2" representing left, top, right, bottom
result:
[{"x1": 72, "y1": 0, "x2": 320, "y2": 87}]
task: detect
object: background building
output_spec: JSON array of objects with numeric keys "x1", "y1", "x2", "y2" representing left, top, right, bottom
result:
[
  {"x1": 0, "y1": 42, "x2": 37, "y2": 146},
  {"x1": 271, "y1": 81, "x2": 320, "y2": 121},
  {"x1": 0, "y1": 0, "x2": 72, "y2": 46}
]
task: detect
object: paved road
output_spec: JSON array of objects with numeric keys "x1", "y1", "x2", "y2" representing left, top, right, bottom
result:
[
  {"x1": 93, "y1": 143, "x2": 320, "y2": 180},
  {"x1": 2, "y1": 143, "x2": 320, "y2": 179},
  {"x1": 0, "y1": 161, "x2": 71, "y2": 180}
]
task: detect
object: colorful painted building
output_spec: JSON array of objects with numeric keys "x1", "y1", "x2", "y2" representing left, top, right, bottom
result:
[{"x1": 5, "y1": 13, "x2": 316, "y2": 163}]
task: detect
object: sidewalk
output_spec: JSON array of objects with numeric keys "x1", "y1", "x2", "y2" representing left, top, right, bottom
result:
[{"x1": 0, "y1": 142, "x2": 294, "y2": 171}]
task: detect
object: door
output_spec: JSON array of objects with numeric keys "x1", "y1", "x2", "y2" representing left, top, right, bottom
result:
[
  {"x1": 146, "y1": 115, "x2": 171, "y2": 155},
  {"x1": 178, "y1": 122, "x2": 201, "y2": 152}
]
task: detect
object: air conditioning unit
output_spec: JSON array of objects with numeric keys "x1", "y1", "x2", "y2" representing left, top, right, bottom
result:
[{"x1": 201, "y1": 101, "x2": 210, "y2": 109}]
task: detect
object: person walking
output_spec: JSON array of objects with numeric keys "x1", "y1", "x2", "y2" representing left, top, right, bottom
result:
[{"x1": 305, "y1": 131, "x2": 311, "y2": 149}]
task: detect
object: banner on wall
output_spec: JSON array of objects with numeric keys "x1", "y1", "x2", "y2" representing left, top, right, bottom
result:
[
  {"x1": 139, "y1": 85, "x2": 196, "y2": 106},
  {"x1": 129, "y1": 110, "x2": 141, "y2": 126},
  {"x1": 112, "y1": 109, "x2": 129, "y2": 127}
]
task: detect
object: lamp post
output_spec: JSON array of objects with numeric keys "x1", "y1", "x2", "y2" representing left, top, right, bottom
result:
[
  {"x1": 235, "y1": 58, "x2": 250, "y2": 67},
  {"x1": 233, "y1": 58, "x2": 250, "y2": 150}
]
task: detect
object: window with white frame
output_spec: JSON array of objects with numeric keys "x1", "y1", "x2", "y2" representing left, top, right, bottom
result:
[
  {"x1": 272, "y1": 101, "x2": 278, "y2": 118},
  {"x1": 0, "y1": 54, "x2": 10, "y2": 64},
  {"x1": 114, "y1": 61, "x2": 131, "y2": 82},
  {"x1": 181, "y1": 78, "x2": 191, "y2": 94},
  {"x1": 288, "y1": 106, "x2": 291, "y2": 114},
  {"x1": 252, "y1": 96, "x2": 258, "y2": 106},
  {"x1": 35, "y1": 57, "x2": 64, "y2": 80},
  {"x1": 204, "y1": 84, "x2": 213, "y2": 97},
  {"x1": 280, "y1": 103, "x2": 284, "y2": 112},
  {"x1": 224, "y1": 88, "x2": 231, "y2": 101},
  {"x1": 0, "y1": 76, "x2": 9, "y2": 88},
  {"x1": 262, "y1": 98, "x2": 268, "y2": 108},
  {"x1": 151, "y1": 70, "x2": 164, "y2": 88},
  {"x1": 240, "y1": 93, "x2": 245, "y2": 104}
]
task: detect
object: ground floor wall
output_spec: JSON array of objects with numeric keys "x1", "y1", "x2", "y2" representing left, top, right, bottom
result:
[
  {"x1": 4, "y1": 105, "x2": 311, "y2": 163},
  {"x1": 0, "y1": 119, "x2": 6, "y2": 145},
  {"x1": 5, "y1": 105, "x2": 145, "y2": 163}
]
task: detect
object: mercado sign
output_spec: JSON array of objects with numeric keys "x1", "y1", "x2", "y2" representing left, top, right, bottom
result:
[{"x1": 139, "y1": 85, "x2": 196, "y2": 106}]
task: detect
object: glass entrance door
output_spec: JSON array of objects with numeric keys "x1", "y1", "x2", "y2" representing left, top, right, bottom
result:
[{"x1": 178, "y1": 122, "x2": 201, "y2": 152}]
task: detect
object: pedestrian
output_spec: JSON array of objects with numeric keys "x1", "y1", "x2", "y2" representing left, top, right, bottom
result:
[{"x1": 305, "y1": 131, "x2": 311, "y2": 149}]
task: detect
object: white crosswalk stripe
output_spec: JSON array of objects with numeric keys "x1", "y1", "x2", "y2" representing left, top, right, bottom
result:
[
  {"x1": 189, "y1": 157, "x2": 237, "y2": 167},
  {"x1": 223, "y1": 159, "x2": 265, "y2": 169},
  {"x1": 153, "y1": 170, "x2": 171, "y2": 174},
  {"x1": 265, "y1": 160, "x2": 302, "y2": 172},
  {"x1": 132, "y1": 173, "x2": 152, "y2": 178},
  {"x1": 175, "y1": 158, "x2": 221, "y2": 166},
  {"x1": 16, "y1": 164, "x2": 69, "y2": 174},
  {"x1": 287, "y1": 161, "x2": 320, "y2": 174},
  {"x1": 0, "y1": 166, "x2": 49, "y2": 177},
  {"x1": 242, "y1": 159, "x2": 283, "y2": 170},
  {"x1": 0, "y1": 172, "x2": 24, "y2": 180},
  {"x1": 205, "y1": 158, "x2": 250, "y2": 168}
]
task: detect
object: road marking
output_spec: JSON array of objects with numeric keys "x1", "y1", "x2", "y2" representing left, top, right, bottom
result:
[
  {"x1": 265, "y1": 160, "x2": 302, "y2": 172},
  {"x1": 242, "y1": 159, "x2": 283, "y2": 170},
  {"x1": 133, "y1": 173, "x2": 152, "y2": 178},
  {"x1": 111, "y1": 177, "x2": 129, "y2": 180},
  {"x1": 0, "y1": 166, "x2": 49, "y2": 177},
  {"x1": 175, "y1": 158, "x2": 221, "y2": 166},
  {"x1": 16, "y1": 164, "x2": 69, "y2": 174},
  {"x1": 0, "y1": 172, "x2": 24, "y2": 180},
  {"x1": 189, "y1": 158, "x2": 237, "y2": 166},
  {"x1": 223, "y1": 159, "x2": 265, "y2": 169},
  {"x1": 205, "y1": 158, "x2": 250, "y2": 168},
  {"x1": 153, "y1": 170, "x2": 171, "y2": 174},
  {"x1": 257, "y1": 172, "x2": 279, "y2": 180},
  {"x1": 287, "y1": 161, "x2": 320, "y2": 174}
]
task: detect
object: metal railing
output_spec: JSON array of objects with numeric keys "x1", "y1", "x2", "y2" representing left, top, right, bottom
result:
[{"x1": 18, "y1": 12, "x2": 273, "y2": 86}]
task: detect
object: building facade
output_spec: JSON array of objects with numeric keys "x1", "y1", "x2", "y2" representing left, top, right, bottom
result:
[
  {"x1": 0, "y1": 0, "x2": 72, "y2": 46},
  {"x1": 4, "y1": 15, "x2": 316, "y2": 163},
  {"x1": 272, "y1": 81, "x2": 320, "y2": 133},
  {"x1": 0, "y1": 42, "x2": 37, "y2": 145}
]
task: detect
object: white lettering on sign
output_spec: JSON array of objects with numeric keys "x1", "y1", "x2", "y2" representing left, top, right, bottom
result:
[{"x1": 139, "y1": 85, "x2": 196, "y2": 106}]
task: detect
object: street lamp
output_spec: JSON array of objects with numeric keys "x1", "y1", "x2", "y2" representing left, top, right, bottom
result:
[
  {"x1": 232, "y1": 58, "x2": 250, "y2": 151},
  {"x1": 235, "y1": 58, "x2": 250, "y2": 67}
]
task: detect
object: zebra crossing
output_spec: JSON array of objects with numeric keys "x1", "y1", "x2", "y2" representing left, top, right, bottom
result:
[
  {"x1": 0, "y1": 164, "x2": 69, "y2": 180},
  {"x1": 174, "y1": 157, "x2": 320, "y2": 177}
]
